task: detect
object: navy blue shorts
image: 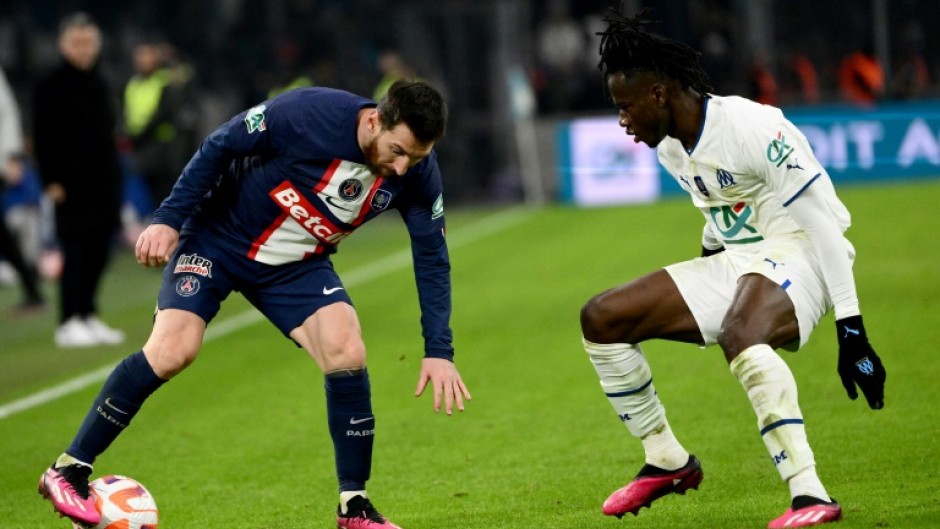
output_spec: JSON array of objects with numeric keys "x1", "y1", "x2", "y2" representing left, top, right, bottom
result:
[{"x1": 157, "y1": 233, "x2": 353, "y2": 336}]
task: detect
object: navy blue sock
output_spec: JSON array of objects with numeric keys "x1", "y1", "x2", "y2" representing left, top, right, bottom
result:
[
  {"x1": 325, "y1": 368, "x2": 374, "y2": 492},
  {"x1": 66, "y1": 351, "x2": 166, "y2": 464}
]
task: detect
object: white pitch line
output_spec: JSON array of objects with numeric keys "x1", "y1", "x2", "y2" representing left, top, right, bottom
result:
[{"x1": 0, "y1": 207, "x2": 535, "y2": 420}]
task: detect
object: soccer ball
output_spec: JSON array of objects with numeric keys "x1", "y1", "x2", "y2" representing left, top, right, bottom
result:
[{"x1": 76, "y1": 475, "x2": 159, "y2": 529}]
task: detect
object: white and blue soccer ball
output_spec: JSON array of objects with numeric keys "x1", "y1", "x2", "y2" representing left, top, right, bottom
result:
[{"x1": 73, "y1": 474, "x2": 159, "y2": 529}]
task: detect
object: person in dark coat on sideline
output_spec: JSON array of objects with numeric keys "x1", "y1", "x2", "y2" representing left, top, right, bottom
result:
[{"x1": 33, "y1": 12, "x2": 125, "y2": 347}]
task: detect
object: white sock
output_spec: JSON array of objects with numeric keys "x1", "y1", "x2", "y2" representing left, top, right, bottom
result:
[
  {"x1": 639, "y1": 420, "x2": 689, "y2": 470},
  {"x1": 55, "y1": 453, "x2": 92, "y2": 470},
  {"x1": 730, "y1": 344, "x2": 827, "y2": 501},
  {"x1": 584, "y1": 339, "x2": 688, "y2": 469},
  {"x1": 339, "y1": 490, "x2": 367, "y2": 513},
  {"x1": 788, "y1": 466, "x2": 831, "y2": 502}
]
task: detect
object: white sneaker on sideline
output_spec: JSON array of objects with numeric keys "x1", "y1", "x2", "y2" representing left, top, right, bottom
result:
[
  {"x1": 84, "y1": 315, "x2": 125, "y2": 345},
  {"x1": 55, "y1": 317, "x2": 99, "y2": 348},
  {"x1": 0, "y1": 261, "x2": 16, "y2": 286}
]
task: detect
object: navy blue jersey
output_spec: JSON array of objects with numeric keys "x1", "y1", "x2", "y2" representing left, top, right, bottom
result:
[{"x1": 151, "y1": 87, "x2": 453, "y2": 359}]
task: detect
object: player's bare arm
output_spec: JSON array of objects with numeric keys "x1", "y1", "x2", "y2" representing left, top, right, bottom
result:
[
  {"x1": 415, "y1": 357, "x2": 471, "y2": 415},
  {"x1": 135, "y1": 224, "x2": 180, "y2": 268}
]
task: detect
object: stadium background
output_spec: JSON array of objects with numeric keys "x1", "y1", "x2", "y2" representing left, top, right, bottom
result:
[
  {"x1": 2, "y1": 2, "x2": 939, "y2": 528},
  {"x1": 2, "y1": 0, "x2": 939, "y2": 205}
]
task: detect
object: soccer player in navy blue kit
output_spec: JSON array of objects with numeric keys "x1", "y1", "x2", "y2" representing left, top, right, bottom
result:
[{"x1": 39, "y1": 80, "x2": 471, "y2": 529}]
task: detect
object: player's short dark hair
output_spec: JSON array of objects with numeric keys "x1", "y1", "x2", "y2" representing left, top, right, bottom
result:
[
  {"x1": 377, "y1": 79, "x2": 448, "y2": 143},
  {"x1": 596, "y1": 6, "x2": 713, "y2": 95}
]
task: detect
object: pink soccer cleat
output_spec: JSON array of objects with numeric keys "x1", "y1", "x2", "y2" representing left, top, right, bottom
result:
[
  {"x1": 38, "y1": 464, "x2": 101, "y2": 526},
  {"x1": 602, "y1": 455, "x2": 703, "y2": 518},
  {"x1": 768, "y1": 496, "x2": 842, "y2": 528},
  {"x1": 336, "y1": 495, "x2": 402, "y2": 529}
]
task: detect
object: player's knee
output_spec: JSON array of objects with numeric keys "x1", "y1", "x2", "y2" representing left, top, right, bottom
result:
[
  {"x1": 580, "y1": 292, "x2": 624, "y2": 343},
  {"x1": 143, "y1": 326, "x2": 202, "y2": 378},
  {"x1": 143, "y1": 339, "x2": 199, "y2": 379},
  {"x1": 717, "y1": 322, "x2": 748, "y2": 362},
  {"x1": 322, "y1": 337, "x2": 367, "y2": 370}
]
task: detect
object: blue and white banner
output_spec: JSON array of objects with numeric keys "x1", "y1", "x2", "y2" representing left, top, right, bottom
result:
[
  {"x1": 556, "y1": 116, "x2": 660, "y2": 205},
  {"x1": 557, "y1": 101, "x2": 940, "y2": 205}
]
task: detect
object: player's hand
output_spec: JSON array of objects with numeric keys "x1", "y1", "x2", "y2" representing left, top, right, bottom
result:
[
  {"x1": 415, "y1": 357, "x2": 471, "y2": 415},
  {"x1": 135, "y1": 224, "x2": 180, "y2": 268},
  {"x1": 836, "y1": 315, "x2": 886, "y2": 410}
]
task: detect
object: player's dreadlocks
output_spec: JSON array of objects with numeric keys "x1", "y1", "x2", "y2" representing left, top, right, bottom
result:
[{"x1": 597, "y1": 5, "x2": 714, "y2": 95}]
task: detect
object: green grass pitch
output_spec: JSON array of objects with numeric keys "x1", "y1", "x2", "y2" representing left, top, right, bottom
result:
[{"x1": 1, "y1": 180, "x2": 938, "y2": 528}]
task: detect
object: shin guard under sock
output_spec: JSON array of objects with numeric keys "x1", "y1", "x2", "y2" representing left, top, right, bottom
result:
[
  {"x1": 584, "y1": 339, "x2": 688, "y2": 469},
  {"x1": 730, "y1": 344, "x2": 824, "y2": 497},
  {"x1": 325, "y1": 368, "x2": 374, "y2": 492},
  {"x1": 66, "y1": 351, "x2": 166, "y2": 464}
]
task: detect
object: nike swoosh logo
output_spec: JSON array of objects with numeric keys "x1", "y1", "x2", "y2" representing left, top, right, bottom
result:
[
  {"x1": 324, "y1": 195, "x2": 356, "y2": 212},
  {"x1": 323, "y1": 286, "x2": 345, "y2": 295},
  {"x1": 349, "y1": 416, "x2": 374, "y2": 425},
  {"x1": 104, "y1": 397, "x2": 129, "y2": 414}
]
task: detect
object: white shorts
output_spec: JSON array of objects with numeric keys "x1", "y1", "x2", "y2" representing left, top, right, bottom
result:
[{"x1": 664, "y1": 235, "x2": 849, "y2": 351}]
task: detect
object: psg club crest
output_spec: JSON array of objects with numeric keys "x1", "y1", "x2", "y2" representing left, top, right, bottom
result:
[
  {"x1": 371, "y1": 189, "x2": 392, "y2": 211},
  {"x1": 339, "y1": 178, "x2": 363, "y2": 201},
  {"x1": 176, "y1": 275, "x2": 200, "y2": 297}
]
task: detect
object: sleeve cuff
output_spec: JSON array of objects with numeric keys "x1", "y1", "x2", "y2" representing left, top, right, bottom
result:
[{"x1": 424, "y1": 349, "x2": 454, "y2": 361}]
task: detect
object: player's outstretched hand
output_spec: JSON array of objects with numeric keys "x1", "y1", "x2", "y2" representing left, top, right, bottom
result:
[
  {"x1": 836, "y1": 315, "x2": 886, "y2": 410},
  {"x1": 135, "y1": 224, "x2": 180, "y2": 268},
  {"x1": 415, "y1": 357, "x2": 471, "y2": 415}
]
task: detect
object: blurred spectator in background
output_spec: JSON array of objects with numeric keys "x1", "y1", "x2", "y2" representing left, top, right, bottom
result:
[
  {"x1": 267, "y1": 38, "x2": 314, "y2": 100},
  {"x1": 0, "y1": 66, "x2": 46, "y2": 314},
  {"x1": 837, "y1": 46, "x2": 884, "y2": 106},
  {"x1": 747, "y1": 50, "x2": 778, "y2": 105},
  {"x1": 124, "y1": 38, "x2": 195, "y2": 211},
  {"x1": 891, "y1": 21, "x2": 930, "y2": 100},
  {"x1": 779, "y1": 49, "x2": 820, "y2": 105},
  {"x1": 372, "y1": 50, "x2": 415, "y2": 101},
  {"x1": 32, "y1": 13, "x2": 125, "y2": 347},
  {"x1": 693, "y1": 7, "x2": 736, "y2": 95},
  {"x1": 534, "y1": 0, "x2": 587, "y2": 113},
  {"x1": 4, "y1": 138, "x2": 55, "y2": 279}
]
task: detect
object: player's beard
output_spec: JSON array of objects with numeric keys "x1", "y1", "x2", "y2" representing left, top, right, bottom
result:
[{"x1": 362, "y1": 138, "x2": 393, "y2": 177}]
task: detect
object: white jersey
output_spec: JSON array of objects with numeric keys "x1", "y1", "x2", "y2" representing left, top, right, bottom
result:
[{"x1": 657, "y1": 95, "x2": 851, "y2": 249}]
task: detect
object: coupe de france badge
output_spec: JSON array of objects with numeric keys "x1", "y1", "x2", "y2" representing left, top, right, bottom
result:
[
  {"x1": 244, "y1": 104, "x2": 267, "y2": 133},
  {"x1": 431, "y1": 194, "x2": 444, "y2": 219}
]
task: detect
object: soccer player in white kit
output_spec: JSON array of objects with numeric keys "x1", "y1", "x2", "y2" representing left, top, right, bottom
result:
[{"x1": 579, "y1": 8, "x2": 886, "y2": 529}]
